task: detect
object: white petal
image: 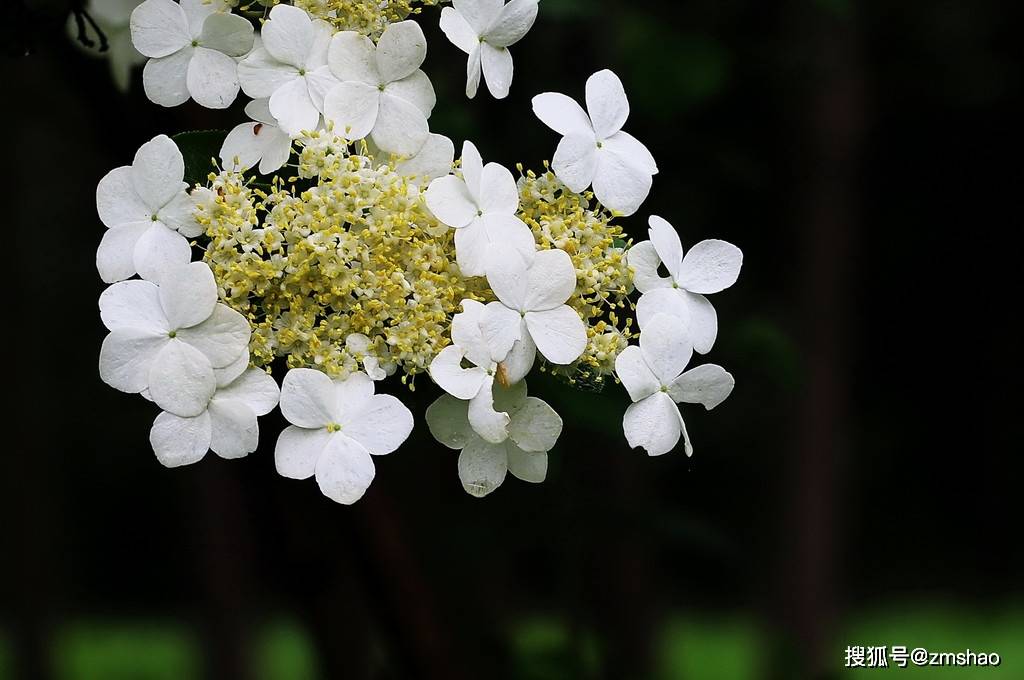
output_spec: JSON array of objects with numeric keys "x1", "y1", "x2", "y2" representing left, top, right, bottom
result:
[
  {"x1": 481, "y1": 242, "x2": 526, "y2": 309},
  {"x1": 220, "y1": 121, "x2": 268, "y2": 171},
  {"x1": 460, "y1": 140, "x2": 484, "y2": 202},
  {"x1": 425, "y1": 394, "x2": 474, "y2": 449},
  {"x1": 160, "y1": 191, "x2": 204, "y2": 238},
  {"x1": 258, "y1": 131, "x2": 293, "y2": 175},
  {"x1": 458, "y1": 437, "x2": 507, "y2": 498},
  {"x1": 478, "y1": 161, "x2": 519, "y2": 214},
  {"x1": 279, "y1": 367, "x2": 335, "y2": 428},
  {"x1": 327, "y1": 31, "x2": 378, "y2": 83},
  {"x1": 456, "y1": 213, "x2": 534, "y2": 278},
  {"x1": 532, "y1": 92, "x2": 593, "y2": 137},
  {"x1": 179, "y1": 0, "x2": 222, "y2": 34},
  {"x1": 524, "y1": 248, "x2": 576, "y2": 311},
  {"x1": 425, "y1": 175, "x2": 476, "y2": 229},
  {"x1": 430, "y1": 345, "x2": 488, "y2": 399},
  {"x1": 465, "y1": 44, "x2": 482, "y2": 99},
  {"x1": 270, "y1": 76, "x2": 320, "y2": 135},
  {"x1": 238, "y1": 48, "x2": 296, "y2": 98},
  {"x1": 99, "y1": 328, "x2": 167, "y2": 393},
  {"x1": 479, "y1": 301, "x2": 524, "y2": 360},
  {"x1": 506, "y1": 444, "x2": 547, "y2": 483},
  {"x1": 524, "y1": 306, "x2": 587, "y2": 365},
  {"x1": 315, "y1": 435, "x2": 376, "y2": 504},
  {"x1": 623, "y1": 392, "x2": 683, "y2": 457},
  {"x1": 500, "y1": 330, "x2": 536, "y2": 383},
  {"x1": 451, "y1": 299, "x2": 495, "y2": 365},
  {"x1": 187, "y1": 46, "x2": 239, "y2": 109},
  {"x1": 552, "y1": 134, "x2": 598, "y2": 194},
  {"x1": 491, "y1": 378, "x2": 528, "y2": 413},
  {"x1": 216, "y1": 367, "x2": 280, "y2": 415},
  {"x1": 342, "y1": 394, "x2": 414, "y2": 455},
  {"x1": 384, "y1": 69, "x2": 436, "y2": 117},
  {"x1": 132, "y1": 134, "x2": 185, "y2": 209},
  {"x1": 481, "y1": 43, "x2": 513, "y2": 99},
  {"x1": 395, "y1": 133, "x2": 454, "y2": 183},
  {"x1": 647, "y1": 215, "x2": 684, "y2": 280},
  {"x1": 198, "y1": 12, "x2": 253, "y2": 57},
  {"x1": 372, "y1": 93, "x2": 429, "y2": 156},
  {"x1": 323, "y1": 80, "x2": 380, "y2": 140},
  {"x1": 143, "y1": 50, "x2": 192, "y2": 108},
  {"x1": 261, "y1": 3, "x2": 312, "y2": 67},
  {"x1": 614, "y1": 345, "x2": 659, "y2": 403},
  {"x1": 130, "y1": 0, "x2": 189, "y2": 58},
  {"x1": 133, "y1": 224, "x2": 192, "y2": 285},
  {"x1": 669, "y1": 364, "x2": 735, "y2": 410},
  {"x1": 678, "y1": 239, "x2": 743, "y2": 294},
  {"x1": 375, "y1": 20, "x2": 426, "y2": 83},
  {"x1": 626, "y1": 240, "x2": 672, "y2": 294},
  {"x1": 586, "y1": 69, "x2": 629, "y2": 139},
  {"x1": 99, "y1": 279, "x2": 167, "y2": 333},
  {"x1": 159, "y1": 261, "x2": 217, "y2": 330},
  {"x1": 682, "y1": 292, "x2": 718, "y2": 355},
  {"x1": 176, "y1": 303, "x2": 251, "y2": 367},
  {"x1": 639, "y1": 313, "x2": 693, "y2": 385},
  {"x1": 305, "y1": 66, "x2": 339, "y2": 113},
  {"x1": 508, "y1": 396, "x2": 562, "y2": 452},
  {"x1": 439, "y1": 6, "x2": 478, "y2": 54},
  {"x1": 96, "y1": 165, "x2": 149, "y2": 229},
  {"x1": 97, "y1": 223, "x2": 148, "y2": 283},
  {"x1": 453, "y1": 0, "x2": 504, "y2": 34},
  {"x1": 307, "y1": 18, "x2": 334, "y2": 69},
  {"x1": 603, "y1": 131, "x2": 658, "y2": 175},
  {"x1": 333, "y1": 372, "x2": 375, "y2": 420},
  {"x1": 208, "y1": 399, "x2": 258, "y2": 459},
  {"x1": 592, "y1": 149, "x2": 653, "y2": 216},
  {"x1": 150, "y1": 410, "x2": 211, "y2": 467},
  {"x1": 213, "y1": 349, "x2": 249, "y2": 387},
  {"x1": 148, "y1": 339, "x2": 217, "y2": 417},
  {"x1": 275, "y1": 425, "x2": 331, "y2": 480},
  {"x1": 468, "y1": 374, "x2": 510, "y2": 444},
  {"x1": 485, "y1": 0, "x2": 538, "y2": 47}
]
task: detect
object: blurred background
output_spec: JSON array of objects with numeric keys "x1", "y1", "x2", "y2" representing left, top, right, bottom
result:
[{"x1": 2, "y1": 0, "x2": 1020, "y2": 678}]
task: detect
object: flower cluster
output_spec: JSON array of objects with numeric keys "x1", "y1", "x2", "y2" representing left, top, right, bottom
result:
[{"x1": 92, "y1": 0, "x2": 743, "y2": 504}]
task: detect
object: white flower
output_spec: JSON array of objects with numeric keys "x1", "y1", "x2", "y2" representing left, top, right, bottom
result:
[
  {"x1": 629, "y1": 215, "x2": 743, "y2": 354},
  {"x1": 70, "y1": 0, "x2": 147, "y2": 92},
  {"x1": 219, "y1": 98, "x2": 292, "y2": 175},
  {"x1": 424, "y1": 140, "x2": 535, "y2": 276},
  {"x1": 130, "y1": 0, "x2": 254, "y2": 108},
  {"x1": 390, "y1": 133, "x2": 456, "y2": 185},
  {"x1": 615, "y1": 313, "x2": 734, "y2": 457},
  {"x1": 237, "y1": 4, "x2": 338, "y2": 135},
  {"x1": 532, "y1": 69, "x2": 658, "y2": 216},
  {"x1": 98, "y1": 262, "x2": 252, "y2": 417},
  {"x1": 274, "y1": 368, "x2": 414, "y2": 505},
  {"x1": 345, "y1": 333, "x2": 387, "y2": 380},
  {"x1": 323, "y1": 20, "x2": 436, "y2": 155},
  {"x1": 150, "y1": 365, "x2": 280, "y2": 467},
  {"x1": 96, "y1": 134, "x2": 202, "y2": 284},
  {"x1": 429, "y1": 299, "x2": 517, "y2": 443},
  {"x1": 425, "y1": 380, "x2": 561, "y2": 498},
  {"x1": 439, "y1": 0, "x2": 538, "y2": 99},
  {"x1": 479, "y1": 249, "x2": 587, "y2": 373}
]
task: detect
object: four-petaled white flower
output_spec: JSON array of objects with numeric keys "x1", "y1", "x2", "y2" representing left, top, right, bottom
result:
[
  {"x1": 237, "y1": 4, "x2": 338, "y2": 135},
  {"x1": 323, "y1": 20, "x2": 436, "y2": 155},
  {"x1": 439, "y1": 0, "x2": 538, "y2": 99},
  {"x1": 480, "y1": 249, "x2": 588, "y2": 374},
  {"x1": 96, "y1": 134, "x2": 202, "y2": 285},
  {"x1": 150, "y1": 364, "x2": 280, "y2": 467},
  {"x1": 629, "y1": 215, "x2": 743, "y2": 354},
  {"x1": 429, "y1": 299, "x2": 518, "y2": 443},
  {"x1": 220, "y1": 98, "x2": 293, "y2": 175},
  {"x1": 533, "y1": 69, "x2": 658, "y2": 216},
  {"x1": 99, "y1": 262, "x2": 252, "y2": 417},
  {"x1": 130, "y1": 0, "x2": 254, "y2": 108},
  {"x1": 615, "y1": 313, "x2": 734, "y2": 457},
  {"x1": 424, "y1": 140, "x2": 535, "y2": 276},
  {"x1": 426, "y1": 379, "x2": 561, "y2": 497},
  {"x1": 274, "y1": 368, "x2": 414, "y2": 505}
]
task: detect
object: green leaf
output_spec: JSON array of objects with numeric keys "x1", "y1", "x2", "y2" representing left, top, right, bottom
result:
[{"x1": 172, "y1": 130, "x2": 227, "y2": 187}]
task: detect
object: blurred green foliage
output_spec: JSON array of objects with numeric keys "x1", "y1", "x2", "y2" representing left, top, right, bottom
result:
[{"x1": 51, "y1": 622, "x2": 202, "y2": 680}]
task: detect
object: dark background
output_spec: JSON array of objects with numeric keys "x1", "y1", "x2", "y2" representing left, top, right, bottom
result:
[{"x1": 3, "y1": 0, "x2": 1020, "y2": 678}]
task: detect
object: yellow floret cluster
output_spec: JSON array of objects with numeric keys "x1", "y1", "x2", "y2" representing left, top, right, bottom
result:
[
  {"x1": 292, "y1": 0, "x2": 442, "y2": 37},
  {"x1": 194, "y1": 132, "x2": 634, "y2": 391}
]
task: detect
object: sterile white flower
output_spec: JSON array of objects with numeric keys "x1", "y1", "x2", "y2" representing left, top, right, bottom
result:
[
  {"x1": 219, "y1": 98, "x2": 293, "y2": 175},
  {"x1": 615, "y1": 313, "x2": 734, "y2": 457},
  {"x1": 130, "y1": 0, "x2": 254, "y2": 108},
  {"x1": 532, "y1": 69, "x2": 658, "y2": 216},
  {"x1": 323, "y1": 20, "x2": 436, "y2": 155},
  {"x1": 98, "y1": 261, "x2": 252, "y2": 417},
  {"x1": 424, "y1": 140, "x2": 535, "y2": 276},
  {"x1": 150, "y1": 365, "x2": 280, "y2": 467},
  {"x1": 274, "y1": 368, "x2": 414, "y2": 504},
  {"x1": 237, "y1": 4, "x2": 337, "y2": 135},
  {"x1": 479, "y1": 249, "x2": 588, "y2": 373},
  {"x1": 345, "y1": 333, "x2": 386, "y2": 380},
  {"x1": 429, "y1": 300, "x2": 518, "y2": 443},
  {"x1": 70, "y1": 0, "x2": 147, "y2": 92},
  {"x1": 630, "y1": 215, "x2": 743, "y2": 354},
  {"x1": 95, "y1": 134, "x2": 202, "y2": 284},
  {"x1": 425, "y1": 379, "x2": 561, "y2": 498},
  {"x1": 439, "y1": 0, "x2": 538, "y2": 99}
]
